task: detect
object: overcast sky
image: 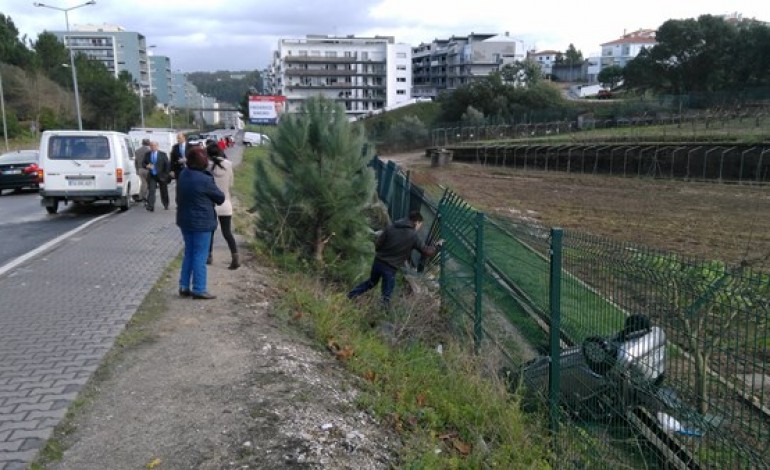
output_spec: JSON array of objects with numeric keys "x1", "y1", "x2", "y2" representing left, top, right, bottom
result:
[{"x1": 5, "y1": 0, "x2": 770, "y2": 73}]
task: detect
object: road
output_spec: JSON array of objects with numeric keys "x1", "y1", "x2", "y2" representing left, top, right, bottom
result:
[
  {"x1": 0, "y1": 141, "x2": 244, "y2": 470},
  {"x1": 0, "y1": 190, "x2": 116, "y2": 267}
]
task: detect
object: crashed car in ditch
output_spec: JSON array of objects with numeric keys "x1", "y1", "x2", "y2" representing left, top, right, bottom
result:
[{"x1": 517, "y1": 315, "x2": 677, "y2": 421}]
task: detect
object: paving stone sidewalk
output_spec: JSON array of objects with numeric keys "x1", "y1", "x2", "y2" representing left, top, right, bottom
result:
[{"x1": 0, "y1": 203, "x2": 182, "y2": 470}]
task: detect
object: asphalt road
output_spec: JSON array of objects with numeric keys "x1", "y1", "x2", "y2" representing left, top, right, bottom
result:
[{"x1": 0, "y1": 190, "x2": 116, "y2": 267}]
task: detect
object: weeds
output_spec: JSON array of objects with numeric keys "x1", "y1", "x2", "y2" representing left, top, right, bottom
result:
[{"x1": 269, "y1": 272, "x2": 551, "y2": 468}]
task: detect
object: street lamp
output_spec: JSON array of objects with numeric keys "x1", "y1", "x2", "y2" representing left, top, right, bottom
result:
[
  {"x1": 33, "y1": 1, "x2": 97, "y2": 131},
  {"x1": 0, "y1": 67, "x2": 8, "y2": 152},
  {"x1": 137, "y1": 82, "x2": 145, "y2": 128}
]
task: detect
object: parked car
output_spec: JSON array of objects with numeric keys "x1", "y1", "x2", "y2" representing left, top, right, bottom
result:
[
  {"x1": 0, "y1": 149, "x2": 40, "y2": 194},
  {"x1": 242, "y1": 132, "x2": 270, "y2": 146},
  {"x1": 38, "y1": 130, "x2": 140, "y2": 214},
  {"x1": 185, "y1": 133, "x2": 207, "y2": 147},
  {"x1": 597, "y1": 89, "x2": 613, "y2": 99}
]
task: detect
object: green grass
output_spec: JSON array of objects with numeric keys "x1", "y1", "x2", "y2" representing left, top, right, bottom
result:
[{"x1": 273, "y1": 274, "x2": 552, "y2": 469}]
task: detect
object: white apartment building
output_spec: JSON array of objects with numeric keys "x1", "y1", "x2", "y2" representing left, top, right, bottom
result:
[
  {"x1": 271, "y1": 35, "x2": 412, "y2": 118},
  {"x1": 528, "y1": 49, "x2": 561, "y2": 77},
  {"x1": 600, "y1": 29, "x2": 656, "y2": 70}
]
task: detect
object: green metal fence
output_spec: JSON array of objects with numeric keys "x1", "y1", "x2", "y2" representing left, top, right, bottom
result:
[{"x1": 371, "y1": 155, "x2": 770, "y2": 469}]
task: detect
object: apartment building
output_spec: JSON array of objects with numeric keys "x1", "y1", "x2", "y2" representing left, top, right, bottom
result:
[
  {"x1": 50, "y1": 24, "x2": 150, "y2": 88},
  {"x1": 271, "y1": 34, "x2": 412, "y2": 117},
  {"x1": 412, "y1": 32, "x2": 526, "y2": 99},
  {"x1": 149, "y1": 55, "x2": 172, "y2": 106},
  {"x1": 528, "y1": 50, "x2": 561, "y2": 78},
  {"x1": 600, "y1": 29, "x2": 656, "y2": 69}
]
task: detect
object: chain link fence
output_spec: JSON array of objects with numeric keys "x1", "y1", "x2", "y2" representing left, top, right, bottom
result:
[{"x1": 371, "y1": 155, "x2": 770, "y2": 469}]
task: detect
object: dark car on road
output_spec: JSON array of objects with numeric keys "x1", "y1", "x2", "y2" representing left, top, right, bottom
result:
[{"x1": 0, "y1": 149, "x2": 40, "y2": 195}]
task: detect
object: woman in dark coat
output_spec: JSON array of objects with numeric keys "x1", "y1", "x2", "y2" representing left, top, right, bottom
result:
[{"x1": 176, "y1": 147, "x2": 225, "y2": 299}]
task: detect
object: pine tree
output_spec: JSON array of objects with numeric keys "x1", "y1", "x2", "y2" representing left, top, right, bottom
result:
[{"x1": 253, "y1": 96, "x2": 376, "y2": 281}]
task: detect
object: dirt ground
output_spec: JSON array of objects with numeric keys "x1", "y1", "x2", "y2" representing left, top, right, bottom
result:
[
  {"x1": 387, "y1": 151, "x2": 770, "y2": 269},
  {"x1": 39, "y1": 242, "x2": 400, "y2": 470}
]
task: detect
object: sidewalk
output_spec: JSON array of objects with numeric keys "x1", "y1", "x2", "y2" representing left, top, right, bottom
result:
[
  {"x1": 0, "y1": 202, "x2": 182, "y2": 470},
  {"x1": 34, "y1": 229, "x2": 399, "y2": 469}
]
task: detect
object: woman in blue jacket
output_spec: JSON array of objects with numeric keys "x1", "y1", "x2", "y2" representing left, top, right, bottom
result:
[{"x1": 176, "y1": 147, "x2": 225, "y2": 299}]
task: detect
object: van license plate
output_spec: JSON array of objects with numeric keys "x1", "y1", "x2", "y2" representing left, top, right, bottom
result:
[
  {"x1": 68, "y1": 179, "x2": 94, "y2": 187},
  {"x1": 4, "y1": 169, "x2": 21, "y2": 175}
]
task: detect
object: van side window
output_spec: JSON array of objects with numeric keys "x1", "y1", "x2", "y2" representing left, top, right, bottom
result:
[{"x1": 48, "y1": 136, "x2": 110, "y2": 160}]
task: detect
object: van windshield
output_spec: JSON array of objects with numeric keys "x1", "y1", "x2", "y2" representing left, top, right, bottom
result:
[{"x1": 48, "y1": 136, "x2": 110, "y2": 160}]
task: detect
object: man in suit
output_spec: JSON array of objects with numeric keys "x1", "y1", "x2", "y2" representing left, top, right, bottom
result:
[
  {"x1": 133, "y1": 138, "x2": 151, "y2": 202},
  {"x1": 142, "y1": 141, "x2": 171, "y2": 211},
  {"x1": 169, "y1": 132, "x2": 188, "y2": 180}
]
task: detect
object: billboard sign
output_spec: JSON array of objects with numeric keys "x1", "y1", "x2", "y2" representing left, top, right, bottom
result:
[{"x1": 248, "y1": 95, "x2": 286, "y2": 125}]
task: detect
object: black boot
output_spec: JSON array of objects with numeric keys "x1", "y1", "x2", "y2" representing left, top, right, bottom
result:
[
  {"x1": 206, "y1": 254, "x2": 213, "y2": 265},
  {"x1": 228, "y1": 253, "x2": 240, "y2": 270}
]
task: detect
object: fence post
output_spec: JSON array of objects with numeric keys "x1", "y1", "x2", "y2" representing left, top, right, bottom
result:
[
  {"x1": 549, "y1": 228, "x2": 563, "y2": 434},
  {"x1": 474, "y1": 211, "x2": 485, "y2": 353}
]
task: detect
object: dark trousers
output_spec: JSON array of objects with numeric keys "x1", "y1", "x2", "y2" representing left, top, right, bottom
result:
[
  {"x1": 146, "y1": 174, "x2": 169, "y2": 209},
  {"x1": 347, "y1": 259, "x2": 396, "y2": 305},
  {"x1": 209, "y1": 216, "x2": 237, "y2": 255}
]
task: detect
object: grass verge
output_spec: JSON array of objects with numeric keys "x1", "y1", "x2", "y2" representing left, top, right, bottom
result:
[{"x1": 233, "y1": 143, "x2": 552, "y2": 468}]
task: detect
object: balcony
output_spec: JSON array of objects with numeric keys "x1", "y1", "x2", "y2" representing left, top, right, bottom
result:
[
  {"x1": 284, "y1": 56, "x2": 385, "y2": 64},
  {"x1": 284, "y1": 69, "x2": 385, "y2": 77},
  {"x1": 286, "y1": 83, "x2": 386, "y2": 91}
]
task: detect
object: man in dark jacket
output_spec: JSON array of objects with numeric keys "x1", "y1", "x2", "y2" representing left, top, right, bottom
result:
[
  {"x1": 142, "y1": 141, "x2": 171, "y2": 211},
  {"x1": 133, "y1": 138, "x2": 151, "y2": 202},
  {"x1": 169, "y1": 132, "x2": 188, "y2": 180},
  {"x1": 347, "y1": 210, "x2": 441, "y2": 306}
]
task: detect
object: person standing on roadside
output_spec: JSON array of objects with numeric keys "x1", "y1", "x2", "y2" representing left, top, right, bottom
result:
[
  {"x1": 133, "y1": 138, "x2": 151, "y2": 202},
  {"x1": 177, "y1": 147, "x2": 225, "y2": 300},
  {"x1": 347, "y1": 210, "x2": 442, "y2": 306},
  {"x1": 142, "y1": 141, "x2": 171, "y2": 211},
  {"x1": 169, "y1": 132, "x2": 188, "y2": 180},
  {"x1": 205, "y1": 143, "x2": 239, "y2": 270}
]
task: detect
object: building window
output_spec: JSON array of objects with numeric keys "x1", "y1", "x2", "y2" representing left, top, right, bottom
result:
[
  {"x1": 396, "y1": 89, "x2": 406, "y2": 95},
  {"x1": 311, "y1": 50, "x2": 320, "y2": 57},
  {"x1": 325, "y1": 51, "x2": 337, "y2": 58},
  {"x1": 362, "y1": 51, "x2": 369, "y2": 60},
  {"x1": 622, "y1": 45, "x2": 630, "y2": 55},
  {"x1": 397, "y1": 77, "x2": 406, "y2": 82},
  {"x1": 298, "y1": 50, "x2": 308, "y2": 56},
  {"x1": 396, "y1": 52, "x2": 407, "y2": 58},
  {"x1": 396, "y1": 65, "x2": 406, "y2": 70}
]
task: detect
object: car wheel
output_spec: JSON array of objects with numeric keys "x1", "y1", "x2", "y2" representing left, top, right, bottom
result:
[
  {"x1": 582, "y1": 336, "x2": 617, "y2": 375},
  {"x1": 45, "y1": 199, "x2": 59, "y2": 214}
]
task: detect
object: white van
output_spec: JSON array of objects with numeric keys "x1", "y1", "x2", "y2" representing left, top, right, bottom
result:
[
  {"x1": 38, "y1": 130, "x2": 141, "y2": 214},
  {"x1": 242, "y1": 132, "x2": 270, "y2": 146},
  {"x1": 128, "y1": 128, "x2": 176, "y2": 154}
]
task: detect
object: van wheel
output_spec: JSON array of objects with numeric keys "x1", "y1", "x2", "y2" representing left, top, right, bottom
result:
[
  {"x1": 118, "y1": 195, "x2": 130, "y2": 212},
  {"x1": 45, "y1": 200, "x2": 59, "y2": 214}
]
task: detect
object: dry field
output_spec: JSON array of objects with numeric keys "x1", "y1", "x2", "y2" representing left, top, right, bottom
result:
[{"x1": 383, "y1": 151, "x2": 770, "y2": 269}]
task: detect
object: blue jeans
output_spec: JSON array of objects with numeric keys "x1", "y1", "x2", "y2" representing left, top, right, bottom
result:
[
  {"x1": 347, "y1": 259, "x2": 396, "y2": 305},
  {"x1": 179, "y1": 230, "x2": 213, "y2": 295}
]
